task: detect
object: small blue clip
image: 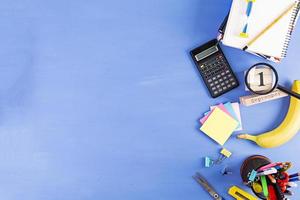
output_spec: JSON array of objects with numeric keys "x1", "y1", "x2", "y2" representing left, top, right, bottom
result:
[
  {"x1": 204, "y1": 157, "x2": 214, "y2": 168},
  {"x1": 248, "y1": 170, "x2": 257, "y2": 182}
]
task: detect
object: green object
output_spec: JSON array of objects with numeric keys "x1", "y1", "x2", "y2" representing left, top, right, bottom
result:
[{"x1": 261, "y1": 176, "x2": 269, "y2": 197}]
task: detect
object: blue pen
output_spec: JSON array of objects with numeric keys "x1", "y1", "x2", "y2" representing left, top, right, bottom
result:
[{"x1": 240, "y1": 0, "x2": 256, "y2": 38}]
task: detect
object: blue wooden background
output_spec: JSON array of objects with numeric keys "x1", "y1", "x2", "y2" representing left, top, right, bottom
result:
[{"x1": 0, "y1": 0, "x2": 300, "y2": 199}]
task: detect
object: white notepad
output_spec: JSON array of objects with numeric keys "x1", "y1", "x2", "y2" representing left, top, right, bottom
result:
[{"x1": 223, "y1": 0, "x2": 300, "y2": 60}]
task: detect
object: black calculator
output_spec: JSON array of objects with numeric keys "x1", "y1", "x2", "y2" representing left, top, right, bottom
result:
[{"x1": 190, "y1": 39, "x2": 239, "y2": 98}]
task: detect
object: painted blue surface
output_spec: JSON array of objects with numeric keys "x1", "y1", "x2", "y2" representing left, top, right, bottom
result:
[{"x1": 0, "y1": 0, "x2": 299, "y2": 199}]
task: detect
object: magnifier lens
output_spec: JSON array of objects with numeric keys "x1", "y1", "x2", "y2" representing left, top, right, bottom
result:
[{"x1": 246, "y1": 65, "x2": 277, "y2": 94}]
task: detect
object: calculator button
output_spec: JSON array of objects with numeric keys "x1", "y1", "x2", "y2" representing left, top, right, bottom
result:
[
  {"x1": 216, "y1": 85, "x2": 221, "y2": 88},
  {"x1": 212, "y1": 87, "x2": 216, "y2": 91},
  {"x1": 229, "y1": 78, "x2": 235, "y2": 82},
  {"x1": 212, "y1": 77, "x2": 216, "y2": 80},
  {"x1": 210, "y1": 83, "x2": 214, "y2": 86},
  {"x1": 221, "y1": 72, "x2": 225, "y2": 76},
  {"x1": 214, "y1": 91, "x2": 218, "y2": 95},
  {"x1": 214, "y1": 81, "x2": 218, "y2": 85},
  {"x1": 221, "y1": 82, "x2": 225, "y2": 86},
  {"x1": 225, "y1": 70, "x2": 230, "y2": 74},
  {"x1": 218, "y1": 88, "x2": 223, "y2": 92},
  {"x1": 208, "y1": 79, "x2": 212, "y2": 83},
  {"x1": 225, "y1": 80, "x2": 229, "y2": 84},
  {"x1": 217, "y1": 75, "x2": 221, "y2": 78},
  {"x1": 232, "y1": 82, "x2": 237, "y2": 86},
  {"x1": 223, "y1": 86, "x2": 227, "y2": 90}
]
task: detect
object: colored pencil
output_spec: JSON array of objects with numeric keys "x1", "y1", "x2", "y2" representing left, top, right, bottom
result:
[
  {"x1": 289, "y1": 177, "x2": 300, "y2": 182},
  {"x1": 287, "y1": 182, "x2": 297, "y2": 187},
  {"x1": 243, "y1": 2, "x2": 297, "y2": 51},
  {"x1": 289, "y1": 172, "x2": 300, "y2": 179}
]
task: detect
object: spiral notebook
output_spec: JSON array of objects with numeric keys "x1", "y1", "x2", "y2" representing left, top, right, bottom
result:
[{"x1": 222, "y1": 0, "x2": 300, "y2": 62}]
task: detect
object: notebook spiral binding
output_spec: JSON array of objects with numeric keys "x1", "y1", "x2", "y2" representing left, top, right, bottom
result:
[{"x1": 281, "y1": 0, "x2": 300, "y2": 58}]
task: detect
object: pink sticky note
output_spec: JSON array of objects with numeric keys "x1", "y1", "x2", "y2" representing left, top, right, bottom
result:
[{"x1": 200, "y1": 104, "x2": 232, "y2": 124}]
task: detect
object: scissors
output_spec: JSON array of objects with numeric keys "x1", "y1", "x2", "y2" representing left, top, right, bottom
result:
[{"x1": 193, "y1": 172, "x2": 226, "y2": 200}]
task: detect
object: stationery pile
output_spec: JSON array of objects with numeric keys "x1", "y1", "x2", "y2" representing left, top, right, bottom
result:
[
  {"x1": 199, "y1": 102, "x2": 242, "y2": 146},
  {"x1": 246, "y1": 162, "x2": 299, "y2": 199}
]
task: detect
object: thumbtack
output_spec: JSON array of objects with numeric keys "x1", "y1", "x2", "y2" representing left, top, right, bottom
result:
[{"x1": 221, "y1": 165, "x2": 233, "y2": 175}]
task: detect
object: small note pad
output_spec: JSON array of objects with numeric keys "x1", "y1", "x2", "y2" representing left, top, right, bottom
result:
[
  {"x1": 200, "y1": 107, "x2": 239, "y2": 146},
  {"x1": 210, "y1": 102, "x2": 243, "y2": 131},
  {"x1": 231, "y1": 102, "x2": 243, "y2": 131},
  {"x1": 200, "y1": 103, "x2": 232, "y2": 124}
]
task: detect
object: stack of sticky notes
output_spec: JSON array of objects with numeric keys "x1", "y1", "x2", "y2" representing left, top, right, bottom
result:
[{"x1": 199, "y1": 102, "x2": 242, "y2": 146}]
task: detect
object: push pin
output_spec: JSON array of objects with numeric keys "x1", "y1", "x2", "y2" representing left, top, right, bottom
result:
[{"x1": 221, "y1": 165, "x2": 233, "y2": 175}]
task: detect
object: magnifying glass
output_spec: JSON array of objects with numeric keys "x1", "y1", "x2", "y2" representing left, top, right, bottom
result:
[{"x1": 245, "y1": 63, "x2": 300, "y2": 100}]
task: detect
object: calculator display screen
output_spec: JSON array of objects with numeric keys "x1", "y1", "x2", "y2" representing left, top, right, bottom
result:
[{"x1": 195, "y1": 46, "x2": 218, "y2": 61}]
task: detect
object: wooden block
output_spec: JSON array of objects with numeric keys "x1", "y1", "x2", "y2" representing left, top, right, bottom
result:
[{"x1": 239, "y1": 89, "x2": 288, "y2": 106}]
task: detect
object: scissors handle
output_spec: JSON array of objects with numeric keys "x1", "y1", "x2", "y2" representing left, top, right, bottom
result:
[{"x1": 193, "y1": 172, "x2": 224, "y2": 200}]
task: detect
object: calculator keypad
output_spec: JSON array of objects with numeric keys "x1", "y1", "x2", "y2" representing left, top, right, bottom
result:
[
  {"x1": 199, "y1": 54, "x2": 238, "y2": 97},
  {"x1": 191, "y1": 40, "x2": 239, "y2": 98}
]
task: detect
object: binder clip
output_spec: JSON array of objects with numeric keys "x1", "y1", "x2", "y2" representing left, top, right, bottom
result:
[
  {"x1": 248, "y1": 169, "x2": 257, "y2": 182},
  {"x1": 204, "y1": 148, "x2": 232, "y2": 168},
  {"x1": 215, "y1": 148, "x2": 232, "y2": 164},
  {"x1": 204, "y1": 156, "x2": 214, "y2": 168}
]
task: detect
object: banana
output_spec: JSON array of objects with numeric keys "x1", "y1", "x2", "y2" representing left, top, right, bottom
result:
[{"x1": 237, "y1": 80, "x2": 300, "y2": 148}]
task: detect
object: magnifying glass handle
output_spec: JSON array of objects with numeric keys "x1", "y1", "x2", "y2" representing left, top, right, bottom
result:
[{"x1": 277, "y1": 85, "x2": 300, "y2": 100}]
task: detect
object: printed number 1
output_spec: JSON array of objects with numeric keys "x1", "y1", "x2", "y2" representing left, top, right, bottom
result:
[{"x1": 258, "y1": 72, "x2": 265, "y2": 86}]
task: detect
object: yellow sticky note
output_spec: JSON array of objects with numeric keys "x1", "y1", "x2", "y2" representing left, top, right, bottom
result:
[{"x1": 200, "y1": 107, "x2": 238, "y2": 146}]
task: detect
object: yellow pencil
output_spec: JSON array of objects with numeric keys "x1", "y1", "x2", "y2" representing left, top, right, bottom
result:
[{"x1": 243, "y1": 2, "x2": 297, "y2": 51}]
